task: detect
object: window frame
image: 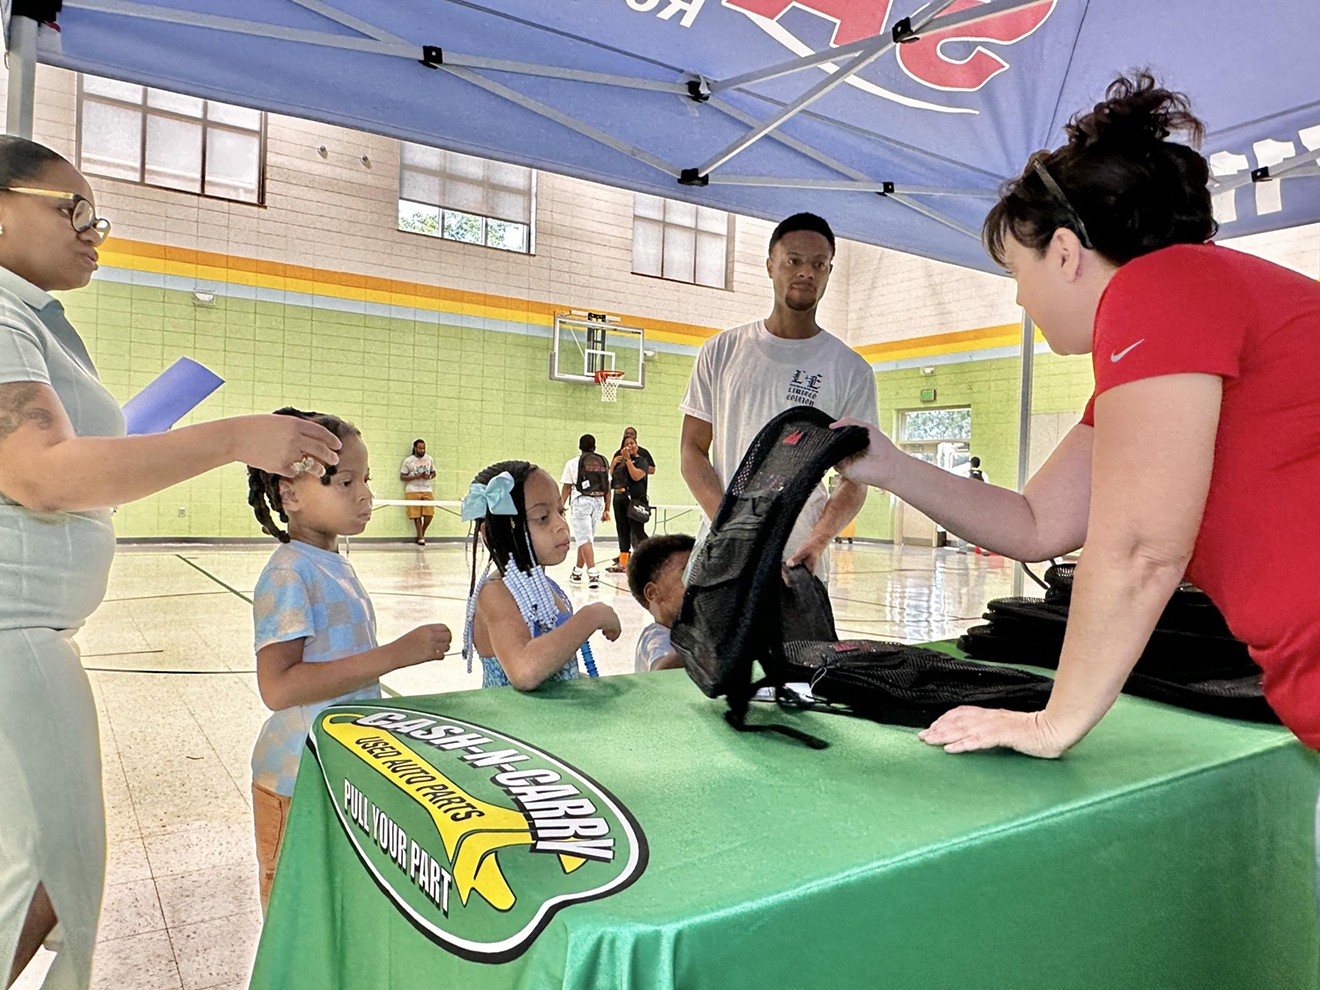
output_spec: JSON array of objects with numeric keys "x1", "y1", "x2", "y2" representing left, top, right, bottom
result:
[
  {"x1": 75, "y1": 74, "x2": 268, "y2": 206},
  {"x1": 631, "y1": 194, "x2": 731, "y2": 290},
  {"x1": 396, "y1": 143, "x2": 537, "y2": 255}
]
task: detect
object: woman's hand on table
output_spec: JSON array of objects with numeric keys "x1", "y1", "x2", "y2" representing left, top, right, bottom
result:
[{"x1": 918, "y1": 706, "x2": 1070, "y2": 759}]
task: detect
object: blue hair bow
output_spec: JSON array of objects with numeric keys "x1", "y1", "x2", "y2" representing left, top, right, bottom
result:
[{"x1": 460, "y1": 471, "x2": 517, "y2": 521}]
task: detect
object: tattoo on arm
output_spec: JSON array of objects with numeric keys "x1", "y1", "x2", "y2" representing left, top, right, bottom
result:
[{"x1": 0, "y1": 383, "x2": 56, "y2": 442}]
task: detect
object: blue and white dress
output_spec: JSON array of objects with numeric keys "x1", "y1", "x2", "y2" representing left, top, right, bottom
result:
[{"x1": 464, "y1": 571, "x2": 588, "y2": 688}]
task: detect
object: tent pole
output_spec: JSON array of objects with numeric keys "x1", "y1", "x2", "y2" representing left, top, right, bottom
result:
[
  {"x1": 1012, "y1": 309, "x2": 1034, "y2": 598},
  {"x1": 5, "y1": 15, "x2": 39, "y2": 139}
]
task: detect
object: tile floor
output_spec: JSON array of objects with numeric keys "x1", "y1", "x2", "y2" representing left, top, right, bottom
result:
[{"x1": 14, "y1": 540, "x2": 1022, "y2": 990}]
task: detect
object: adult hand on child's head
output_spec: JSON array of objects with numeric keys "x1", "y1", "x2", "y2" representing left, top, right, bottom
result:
[
  {"x1": 392, "y1": 623, "x2": 453, "y2": 666},
  {"x1": 234, "y1": 415, "x2": 341, "y2": 477},
  {"x1": 830, "y1": 417, "x2": 900, "y2": 490}
]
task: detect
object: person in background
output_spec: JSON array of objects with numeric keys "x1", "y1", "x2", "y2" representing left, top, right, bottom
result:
[
  {"x1": 559, "y1": 434, "x2": 610, "y2": 589},
  {"x1": 0, "y1": 136, "x2": 340, "y2": 990},
  {"x1": 627, "y1": 534, "x2": 695, "y2": 672},
  {"x1": 399, "y1": 437, "x2": 436, "y2": 546},
  {"x1": 607, "y1": 432, "x2": 652, "y2": 574}
]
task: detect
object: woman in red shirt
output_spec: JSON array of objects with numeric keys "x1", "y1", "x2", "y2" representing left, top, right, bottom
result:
[{"x1": 839, "y1": 72, "x2": 1320, "y2": 758}]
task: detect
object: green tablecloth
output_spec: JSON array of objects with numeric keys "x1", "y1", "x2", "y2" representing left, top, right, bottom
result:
[{"x1": 250, "y1": 666, "x2": 1320, "y2": 989}]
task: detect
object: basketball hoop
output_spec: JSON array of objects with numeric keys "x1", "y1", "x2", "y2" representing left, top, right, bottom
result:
[{"x1": 593, "y1": 369, "x2": 625, "y2": 403}]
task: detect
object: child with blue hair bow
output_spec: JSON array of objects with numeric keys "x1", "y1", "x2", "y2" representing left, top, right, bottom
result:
[{"x1": 461, "y1": 460, "x2": 621, "y2": 689}]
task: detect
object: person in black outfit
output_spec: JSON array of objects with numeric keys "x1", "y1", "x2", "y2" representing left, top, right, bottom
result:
[{"x1": 607, "y1": 428, "x2": 654, "y2": 573}]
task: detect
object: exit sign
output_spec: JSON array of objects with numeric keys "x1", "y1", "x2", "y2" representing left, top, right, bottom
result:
[{"x1": 920, "y1": 387, "x2": 937, "y2": 403}]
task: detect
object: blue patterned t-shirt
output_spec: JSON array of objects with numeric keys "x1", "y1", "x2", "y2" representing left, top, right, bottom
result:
[{"x1": 250, "y1": 540, "x2": 381, "y2": 795}]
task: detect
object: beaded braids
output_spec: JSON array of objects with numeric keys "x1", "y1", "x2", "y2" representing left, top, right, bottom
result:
[
  {"x1": 983, "y1": 71, "x2": 1216, "y2": 268},
  {"x1": 245, "y1": 407, "x2": 361, "y2": 543}
]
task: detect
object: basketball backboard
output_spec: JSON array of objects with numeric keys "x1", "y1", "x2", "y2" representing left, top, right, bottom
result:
[{"x1": 550, "y1": 313, "x2": 645, "y2": 389}]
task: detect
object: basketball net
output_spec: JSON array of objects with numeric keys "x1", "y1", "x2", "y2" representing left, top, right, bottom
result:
[{"x1": 594, "y1": 369, "x2": 624, "y2": 402}]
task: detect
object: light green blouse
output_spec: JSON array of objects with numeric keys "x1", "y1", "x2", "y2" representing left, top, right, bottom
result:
[{"x1": 0, "y1": 266, "x2": 125, "y2": 631}]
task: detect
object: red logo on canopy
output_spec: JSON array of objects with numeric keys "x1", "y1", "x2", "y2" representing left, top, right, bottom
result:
[{"x1": 723, "y1": 0, "x2": 1056, "y2": 103}]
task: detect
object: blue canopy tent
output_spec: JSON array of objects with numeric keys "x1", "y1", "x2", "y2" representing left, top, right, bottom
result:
[{"x1": 6, "y1": 0, "x2": 1320, "y2": 581}]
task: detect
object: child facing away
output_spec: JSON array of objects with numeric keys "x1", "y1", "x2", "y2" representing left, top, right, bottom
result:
[
  {"x1": 626, "y1": 534, "x2": 695, "y2": 673},
  {"x1": 462, "y1": 460, "x2": 621, "y2": 690},
  {"x1": 245, "y1": 408, "x2": 451, "y2": 910}
]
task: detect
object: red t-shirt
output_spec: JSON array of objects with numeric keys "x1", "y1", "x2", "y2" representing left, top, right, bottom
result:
[{"x1": 1080, "y1": 243, "x2": 1320, "y2": 745}]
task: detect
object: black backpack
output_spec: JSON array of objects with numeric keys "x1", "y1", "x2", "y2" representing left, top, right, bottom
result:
[
  {"x1": 959, "y1": 563, "x2": 1277, "y2": 723},
  {"x1": 576, "y1": 451, "x2": 609, "y2": 497},
  {"x1": 670, "y1": 406, "x2": 1054, "y2": 746}
]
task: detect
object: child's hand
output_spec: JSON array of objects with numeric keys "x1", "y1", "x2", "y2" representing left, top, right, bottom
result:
[
  {"x1": 584, "y1": 603, "x2": 622, "y2": 641},
  {"x1": 390, "y1": 623, "x2": 452, "y2": 666}
]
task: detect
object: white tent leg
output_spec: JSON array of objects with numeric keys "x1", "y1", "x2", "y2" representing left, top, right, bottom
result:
[
  {"x1": 5, "y1": 15, "x2": 39, "y2": 138},
  {"x1": 1012, "y1": 310, "x2": 1034, "y2": 598}
]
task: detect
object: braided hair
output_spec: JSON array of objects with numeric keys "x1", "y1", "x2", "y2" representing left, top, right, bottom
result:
[
  {"x1": 246, "y1": 407, "x2": 360, "y2": 543},
  {"x1": 466, "y1": 460, "x2": 539, "y2": 591}
]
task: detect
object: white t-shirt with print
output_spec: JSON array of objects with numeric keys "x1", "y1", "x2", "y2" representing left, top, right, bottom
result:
[
  {"x1": 400, "y1": 454, "x2": 434, "y2": 493},
  {"x1": 679, "y1": 319, "x2": 879, "y2": 554}
]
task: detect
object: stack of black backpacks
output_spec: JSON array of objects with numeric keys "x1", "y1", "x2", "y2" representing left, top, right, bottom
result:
[
  {"x1": 959, "y1": 563, "x2": 1277, "y2": 723},
  {"x1": 670, "y1": 405, "x2": 1277, "y2": 744}
]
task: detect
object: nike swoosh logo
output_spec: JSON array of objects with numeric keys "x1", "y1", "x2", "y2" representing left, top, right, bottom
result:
[{"x1": 1110, "y1": 339, "x2": 1146, "y2": 363}]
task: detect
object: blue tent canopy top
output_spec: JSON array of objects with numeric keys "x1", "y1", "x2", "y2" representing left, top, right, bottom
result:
[{"x1": 5, "y1": 0, "x2": 1320, "y2": 272}]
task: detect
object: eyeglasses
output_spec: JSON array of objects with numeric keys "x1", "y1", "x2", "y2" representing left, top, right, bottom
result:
[
  {"x1": 2, "y1": 187, "x2": 112, "y2": 241},
  {"x1": 1030, "y1": 159, "x2": 1093, "y2": 250}
]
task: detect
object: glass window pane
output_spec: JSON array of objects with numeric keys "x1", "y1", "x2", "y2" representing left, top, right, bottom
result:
[
  {"x1": 486, "y1": 219, "x2": 528, "y2": 252},
  {"x1": 81, "y1": 100, "x2": 143, "y2": 181},
  {"x1": 488, "y1": 188, "x2": 529, "y2": 224},
  {"x1": 487, "y1": 161, "x2": 529, "y2": 189},
  {"x1": 147, "y1": 89, "x2": 204, "y2": 117},
  {"x1": 83, "y1": 75, "x2": 143, "y2": 103},
  {"x1": 696, "y1": 206, "x2": 727, "y2": 233},
  {"x1": 442, "y1": 210, "x2": 484, "y2": 244},
  {"x1": 400, "y1": 167, "x2": 441, "y2": 206},
  {"x1": 204, "y1": 128, "x2": 260, "y2": 202},
  {"x1": 401, "y1": 141, "x2": 442, "y2": 171},
  {"x1": 634, "y1": 193, "x2": 664, "y2": 220},
  {"x1": 633, "y1": 218, "x2": 663, "y2": 276},
  {"x1": 694, "y1": 231, "x2": 727, "y2": 288},
  {"x1": 446, "y1": 179, "x2": 486, "y2": 215},
  {"x1": 444, "y1": 151, "x2": 485, "y2": 180},
  {"x1": 663, "y1": 224, "x2": 696, "y2": 283},
  {"x1": 207, "y1": 102, "x2": 261, "y2": 129},
  {"x1": 399, "y1": 200, "x2": 441, "y2": 236},
  {"x1": 901, "y1": 408, "x2": 972, "y2": 442},
  {"x1": 665, "y1": 199, "x2": 697, "y2": 228},
  {"x1": 144, "y1": 115, "x2": 202, "y2": 193}
]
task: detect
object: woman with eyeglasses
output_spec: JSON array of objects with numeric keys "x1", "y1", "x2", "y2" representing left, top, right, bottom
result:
[
  {"x1": 0, "y1": 137, "x2": 342, "y2": 988},
  {"x1": 836, "y1": 73, "x2": 1320, "y2": 760}
]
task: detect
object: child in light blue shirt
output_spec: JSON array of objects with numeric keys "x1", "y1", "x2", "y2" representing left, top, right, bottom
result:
[{"x1": 626, "y1": 534, "x2": 695, "y2": 672}]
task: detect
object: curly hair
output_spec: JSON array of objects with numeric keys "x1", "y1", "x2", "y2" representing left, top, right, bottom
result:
[{"x1": 983, "y1": 71, "x2": 1216, "y2": 268}]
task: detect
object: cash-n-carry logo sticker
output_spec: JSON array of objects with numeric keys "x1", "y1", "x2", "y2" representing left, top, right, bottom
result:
[{"x1": 310, "y1": 706, "x2": 648, "y2": 962}]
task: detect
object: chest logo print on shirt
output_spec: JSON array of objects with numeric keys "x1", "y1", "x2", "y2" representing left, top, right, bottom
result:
[
  {"x1": 311, "y1": 706, "x2": 647, "y2": 962},
  {"x1": 787, "y1": 369, "x2": 824, "y2": 405},
  {"x1": 1110, "y1": 339, "x2": 1146, "y2": 363}
]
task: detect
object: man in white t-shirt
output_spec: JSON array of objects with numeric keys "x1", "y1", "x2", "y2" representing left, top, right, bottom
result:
[
  {"x1": 680, "y1": 213, "x2": 878, "y2": 575},
  {"x1": 399, "y1": 438, "x2": 436, "y2": 546},
  {"x1": 560, "y1": 434, "x2": 611, "y2": 589}
]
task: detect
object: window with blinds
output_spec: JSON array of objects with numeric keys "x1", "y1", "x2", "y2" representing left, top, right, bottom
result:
[
  {"x1": 77, "y1": 74, "x2": 265, "y2": 204},
  {"x1": 632, "y1": 194, "x2": 729, "y2": 288},
  {"x1": 397, "y1": 143, "x2": 534, "y2": 253}
]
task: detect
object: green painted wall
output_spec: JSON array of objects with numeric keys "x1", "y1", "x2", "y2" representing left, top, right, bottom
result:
[{"x1": 62, "y1": 278, "x2": 1096, "y2": 542}]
